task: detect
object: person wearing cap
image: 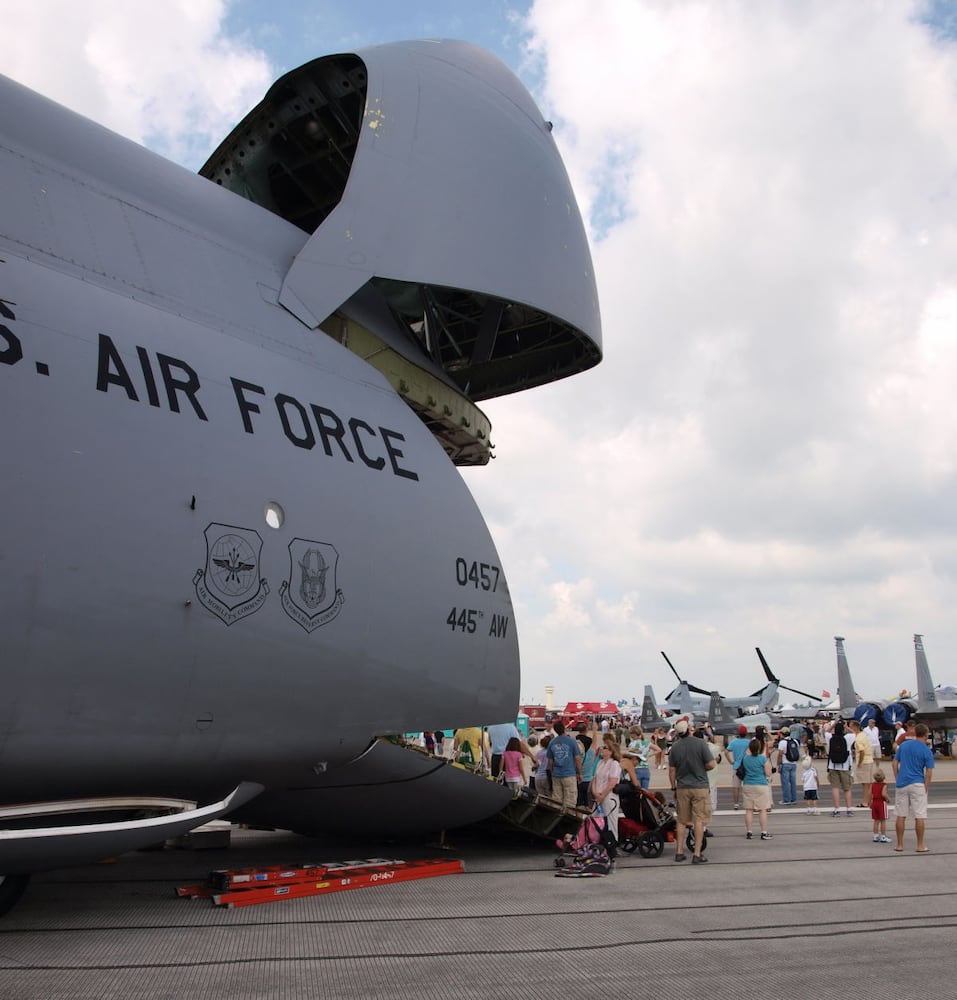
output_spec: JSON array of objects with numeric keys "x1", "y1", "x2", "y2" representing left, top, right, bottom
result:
[
  {"x1": 775, "y1": 727, "x2": 799, "y2": 806},
  {"x1": 725, "y1": 724, "x2": 752, "y2": 811},
  {"x1": 668, "y1": 718, "x2": 715, "y2": 864}
]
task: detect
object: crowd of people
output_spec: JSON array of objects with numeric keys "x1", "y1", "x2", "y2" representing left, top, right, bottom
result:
[{"x1": 413, "y1": 710, "x2": 936, "y2": 856}]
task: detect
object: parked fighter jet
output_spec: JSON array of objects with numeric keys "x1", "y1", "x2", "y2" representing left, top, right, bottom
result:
[
  {"x1": 832, "y1": 635, "x2": 910, "y2": 724},
  {"x1": 831, "y1": 635, "x2": 915, "y2": 720},
  {"x1": 828, "y1": 634, "x2": 957, "y2": 751},
  {"x1": 0, "y1": 40, "x2": 601, "y2": 912}
]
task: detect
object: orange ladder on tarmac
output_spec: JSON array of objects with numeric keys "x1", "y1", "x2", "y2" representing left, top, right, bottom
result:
[{"x1": 176, "y1": 857, "x2": 464, "y2": 908}]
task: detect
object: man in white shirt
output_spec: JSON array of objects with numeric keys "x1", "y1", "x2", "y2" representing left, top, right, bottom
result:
[
  {"x1": 825, "y1": 720, "x2": 856, "y2": 817},
  {"x1": 775, "y1": 728, "x2": 799, "y2": 805}
]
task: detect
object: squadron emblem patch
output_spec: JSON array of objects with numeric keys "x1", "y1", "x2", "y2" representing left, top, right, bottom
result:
[
  {"x1": 280, "y1": 538, "x2": 344, "y2": 632},
  {"x1": 193, "y1": 523, "x2": 269, "y2": 625}
]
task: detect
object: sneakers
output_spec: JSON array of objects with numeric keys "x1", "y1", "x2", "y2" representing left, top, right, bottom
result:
[
  {"x1": 832, "y1": 809, "x2": 840, "y2": 816},
  {"x1": 674, "y1": 853, "x2": 687, "y2": 863},
  {"x1": 733, "y1": 803, "x2": 740, "y2": 810},
  {"x1": 872, "y1": 834, "x2": 881, "y2": 842},
  {"x1": 745, "y1": 831, "x2": 753, "y2": 840},
  {"x1": 692, "y1": 855, "x2": 708, "y2": 864},
  {"x1": 760, "y1": 831, "x2": 773, "y2": 840},
  {"x1": 845, "y1": 809, "x2": 853, "y2": 817},
  {"x1": 878, "y1": 835, "x2": 891, "y2": 843}
]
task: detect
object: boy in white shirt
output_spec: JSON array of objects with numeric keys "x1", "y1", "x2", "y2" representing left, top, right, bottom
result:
[{"x1": 802, "y1": 757, "x2": 820, "y2": 815}]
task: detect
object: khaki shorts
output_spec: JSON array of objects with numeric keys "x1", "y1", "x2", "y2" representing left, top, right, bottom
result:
[
  {"x1": 675, "y1": 786, "x2": 712, "y2": 825},
  {"x1": 828, "y1": 769, "x2": 853, "y2": 791},
  {"x1": 742, "y1": 784, "x2": 772, "y2": 812},
  {"x1": 856, "y1": 762, "x2": 874, "y2": 785},
  {"x1": 895, "y1": 783, "x2": 929, "y2": 820}
]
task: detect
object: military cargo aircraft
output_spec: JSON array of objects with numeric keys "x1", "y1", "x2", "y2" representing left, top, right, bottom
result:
[{"x1": 0, "y1": 39, "x2": 601, "y2": 911}]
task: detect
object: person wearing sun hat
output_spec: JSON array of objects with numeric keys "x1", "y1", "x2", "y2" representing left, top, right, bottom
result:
[{"x1": 668, "y1": 718, "x2": 715, "y2": 864}]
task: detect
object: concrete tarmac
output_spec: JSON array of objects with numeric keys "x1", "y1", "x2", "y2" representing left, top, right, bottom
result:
[{"x1": 0, "y1": 760, "x2": 954, "y2": 999}]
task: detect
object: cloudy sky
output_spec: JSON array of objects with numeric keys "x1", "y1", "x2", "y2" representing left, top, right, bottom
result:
[{"x1": 5, "y1": 0, "x2": 957, "y2": 708}]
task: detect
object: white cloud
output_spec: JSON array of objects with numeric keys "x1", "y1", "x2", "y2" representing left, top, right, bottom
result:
[
  {"x1": 471, "y1": 0, "x2": 957, "y2": 704},
  {"x1": 1, "y1": 0, "x2": 272, "y2": 166}
]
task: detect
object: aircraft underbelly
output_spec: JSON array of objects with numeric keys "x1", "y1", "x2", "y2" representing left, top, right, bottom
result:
[
  {"x1": 0, "y1": 249, "x2": 519, "y2": 808},
  {"x1": 236, "y1": 740, "x2": 513, "y2": 837}
]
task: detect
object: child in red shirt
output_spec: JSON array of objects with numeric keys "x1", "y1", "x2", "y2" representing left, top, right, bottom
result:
[{"x1": 870, "y1": 768, "x2": 891, "y2": 843}]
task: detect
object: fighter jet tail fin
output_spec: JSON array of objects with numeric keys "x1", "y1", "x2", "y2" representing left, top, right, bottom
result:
[
  {"x1": 914, "y1": 634, "x2": 939, "y2": 713},
  {"x1": 834, "y1": 636, "x2": 858, "y2": 712},
  {"x1": 640, "y1": 686, "x2": 668, "y2": 729},
  {"x1": 708, "y1": 691, "x2": 737, "y2": 729}
]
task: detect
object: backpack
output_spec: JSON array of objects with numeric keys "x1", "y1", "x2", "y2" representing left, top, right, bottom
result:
[
  {"x1": 591, "y1": 815, "x2": 618, "y2": 860},
  {"x1": 785, "y1": 738, "x2": 800, "y2": 762},
  {"x1": 828, "y1": 732, "x2": 849, "y2": 764},
  {"x1": 735, "y1": 761, "x2": 746, "y2": 780},
  {"x1": 457, "y1": 740, "x2": 474, "y2": 765}
]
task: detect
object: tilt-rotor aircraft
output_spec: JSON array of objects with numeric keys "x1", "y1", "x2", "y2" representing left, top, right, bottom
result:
[
  {"x1": 0, "y1": 40, "x2": 601, "y2": 912},
  {"x1": 639, "y1": 686, "x2": 783, "y2": 737},
  {"x1": 658, "y1": 649, "x2": 819, "y2": 718}
]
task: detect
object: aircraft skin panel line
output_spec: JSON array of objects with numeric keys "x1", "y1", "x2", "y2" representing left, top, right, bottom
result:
[
  {"x1": 0, "y1": 71, "x2": 308, "y2": 278},
  {"x1": 0, "y1": 782, "x2": 264, "y2": 875},
  {"x1": 235, "y1": 739, "x2": 513, "y2": 838},
  {"x1": 0, "y1": 796, "x2": 199, "y2": 821}
]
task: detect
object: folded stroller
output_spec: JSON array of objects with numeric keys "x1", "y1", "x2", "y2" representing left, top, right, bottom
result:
[{"x1": 553, "y1": 811, "x2": 616, "y2": 875}]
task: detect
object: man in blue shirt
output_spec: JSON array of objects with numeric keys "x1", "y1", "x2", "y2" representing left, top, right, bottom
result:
[
  {"x1": 893, "y1": 722, "x2": 935, "y2": 853},
  {"x1": 487, "y1": 721, "x2": 529, "y2": 778},
  {"x1": 546, "y1": 720, "x2": 582, "y2": 809}
]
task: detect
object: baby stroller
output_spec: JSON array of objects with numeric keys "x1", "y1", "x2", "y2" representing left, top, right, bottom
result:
[
  {"x1": 616, "y1": 784, "x2": 709, "y2": 859},
  {"x1": 553, "y1": 811, "x2": 617, "y2": 875}
]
